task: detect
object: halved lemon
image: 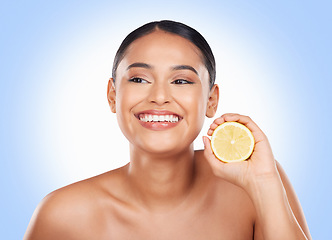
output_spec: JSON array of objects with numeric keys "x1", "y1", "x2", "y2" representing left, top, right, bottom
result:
[{"x1": 211, "y1": 122, "x2": 255, "y2": 162}]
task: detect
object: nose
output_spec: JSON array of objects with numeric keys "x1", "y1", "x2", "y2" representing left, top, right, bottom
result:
[{"x1": 148, "y1": 81, "x2": 171, "y2": 105}]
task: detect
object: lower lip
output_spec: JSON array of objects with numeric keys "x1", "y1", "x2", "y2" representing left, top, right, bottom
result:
[{"x1": 137, "y1": 119, "x2": 181, "y2": 131}]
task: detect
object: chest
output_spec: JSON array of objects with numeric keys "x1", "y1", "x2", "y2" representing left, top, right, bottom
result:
[{"x1": 104, "y1": 200, "x2": 254, "y2": 240}]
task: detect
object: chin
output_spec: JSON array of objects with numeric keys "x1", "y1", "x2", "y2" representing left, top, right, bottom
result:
[{"x1": 136, "y1": 137, "x2": 193, "y2": 156}]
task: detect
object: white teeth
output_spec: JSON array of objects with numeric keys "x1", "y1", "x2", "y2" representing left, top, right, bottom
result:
[{"x1": 139, "y1": 114, "x2": 180, "y2": 123}]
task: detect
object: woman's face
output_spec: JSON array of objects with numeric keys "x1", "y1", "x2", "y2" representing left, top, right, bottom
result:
[{"x1": 108, "y1": 30, "x2": 218, "y2": 155}]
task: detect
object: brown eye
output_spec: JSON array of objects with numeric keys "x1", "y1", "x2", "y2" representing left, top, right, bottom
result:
[
  {"x1": 172, "y1": 79, "x2": 194, "y2": 85},
  {"x1": 129, "y1": 77, "x2": 149, "y2": 83}
]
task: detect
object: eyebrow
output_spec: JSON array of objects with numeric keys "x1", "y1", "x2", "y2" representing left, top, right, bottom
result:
[
  {"x1": 126, "y1": 62, "x2": 152, "y2": 70},
  {"x1": 172, "y1": 65, "x2": 198, "y2": 76},
  {"x1": 126, "y1": 62, "x2": 199, "y2": 76}
]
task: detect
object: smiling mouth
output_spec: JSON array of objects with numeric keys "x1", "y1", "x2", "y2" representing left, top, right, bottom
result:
[
  {"x1": 134, "y1": 111, "x2": 183, "y2": 130},
  {"x1": 137, "y1": 113, "x2": 181, "y2": 123}
]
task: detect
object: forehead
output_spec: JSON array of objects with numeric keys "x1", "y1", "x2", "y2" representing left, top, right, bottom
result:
[{"x1": 121, "y1": 30, "x2": 205, "y2": 68}]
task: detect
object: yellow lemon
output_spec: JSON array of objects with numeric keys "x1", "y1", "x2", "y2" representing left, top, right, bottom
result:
[{"x1": 211, "y1": 122, "x2": 255, "y2": 162}]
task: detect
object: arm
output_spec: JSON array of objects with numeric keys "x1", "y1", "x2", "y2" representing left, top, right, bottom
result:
[
  {"x1": 250, "y1": 162, "x2": 311, "y2": 240},
  {"x1": 275, "y1": 161, "x2": 311, "y2": 238},
  {"x1": 203, "y1": 113, "x2": 311, "y2": 240}
]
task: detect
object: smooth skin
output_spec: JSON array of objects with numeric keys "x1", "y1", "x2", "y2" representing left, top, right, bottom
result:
[{"x1": 24, "y1": 30, "x2": 311, "y2": 240}]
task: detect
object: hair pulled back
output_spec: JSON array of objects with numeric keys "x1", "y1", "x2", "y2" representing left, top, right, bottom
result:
[{"x1": 112, "y1": 20, "x2": 216, "y2": 89}]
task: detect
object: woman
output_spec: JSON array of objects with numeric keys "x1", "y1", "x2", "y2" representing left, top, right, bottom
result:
[{"x1": 24, "y1": 20, "x2": 311, "y2": 239}]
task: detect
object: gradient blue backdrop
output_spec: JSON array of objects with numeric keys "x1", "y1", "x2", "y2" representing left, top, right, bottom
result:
[{"x1": 1, "y1": 0, "x2": 331, "y2": 239}]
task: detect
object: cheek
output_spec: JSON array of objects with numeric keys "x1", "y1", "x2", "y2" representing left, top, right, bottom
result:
[
  {"x1": 114, "y1": 86, "x2": 143, "y2": 135},
  {"x1": 175, "y1": 87, "x2": 207, "y2": 123},
  {"x1": 116, "y1": 86, "x2": 143, "y2": 113},
  {"x1": 174, "y1": 88, "x2": 207, "y2": 145}
]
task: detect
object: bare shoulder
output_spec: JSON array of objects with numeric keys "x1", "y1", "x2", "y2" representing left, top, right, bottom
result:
[{"x1": 24, "y1": 165, "x2": 128, "y2": 240}]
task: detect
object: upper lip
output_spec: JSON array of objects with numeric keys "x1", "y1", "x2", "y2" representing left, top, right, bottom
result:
[{"x1": 134, "y1": 110, "x2": 183, "y2": 119}]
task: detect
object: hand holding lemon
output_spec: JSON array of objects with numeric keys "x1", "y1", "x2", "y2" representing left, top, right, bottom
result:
[{"x1": 203, "y1": 113, "x2": 278, "y2": 188}]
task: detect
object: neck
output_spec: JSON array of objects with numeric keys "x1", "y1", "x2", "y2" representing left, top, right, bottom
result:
[{"x1": 126, "y1": 144, "x2": 196, "y2": 212}]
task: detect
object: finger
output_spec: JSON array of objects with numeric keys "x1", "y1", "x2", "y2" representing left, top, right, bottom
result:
[
  {"x1": 210, "y1": 122, "x2": 219, "y2": 130},
  {"x1": 213, "y1": 117, "x2": 225, "y2": 125},
  {"x1": 221, "y1": 113, "x2": 259, "y2": 131},
  {"x1": 207, "y1": 117, "x2": 226, "y2": 136},
  {"x1": 221, "y1": 113, "x2": 266, "y2": 143},
  {"x1": 207, "y1": 129, "x2": 214, "y2": 136},
  {"x1": 207, "y1": 123, "x2": 219, "y2": 136}
]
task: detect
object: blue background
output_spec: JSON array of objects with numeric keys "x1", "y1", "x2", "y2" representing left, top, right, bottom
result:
[{"x1": 1, "y1": 0, "x2": 331, "y2": 239}]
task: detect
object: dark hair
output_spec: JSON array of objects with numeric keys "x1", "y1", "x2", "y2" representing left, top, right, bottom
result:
[{"x1": 112, "y1": 20, "x2": 216, "y2": 89}]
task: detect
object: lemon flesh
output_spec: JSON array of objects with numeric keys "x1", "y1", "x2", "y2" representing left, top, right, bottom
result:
[{"x1": 211, "y1": 122, "x2": 255, "y2": 162}]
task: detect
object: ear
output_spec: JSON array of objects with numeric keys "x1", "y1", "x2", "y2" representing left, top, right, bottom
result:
[
  {"x1": 206, "y1": 84, "x2": 219, "y2": 118},
  {"x1": 107, "y1": 78, "x2": 116, "y2": 113}
]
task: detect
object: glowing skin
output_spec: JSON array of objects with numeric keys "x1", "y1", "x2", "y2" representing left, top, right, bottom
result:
[{"x1": 108, "y1": 31, "x2": 217, "y2": 156}]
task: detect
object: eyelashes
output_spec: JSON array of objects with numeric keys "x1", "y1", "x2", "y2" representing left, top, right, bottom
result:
[
  {"x1": 171, "y1": 79, "x2": 194, "y2": 85},
  {"x1": 128, "y1": 77, "x2": 149, "y2": 84},
  {"x1": 128, "y1": 77, "x2": 194, "y2": 85}
]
